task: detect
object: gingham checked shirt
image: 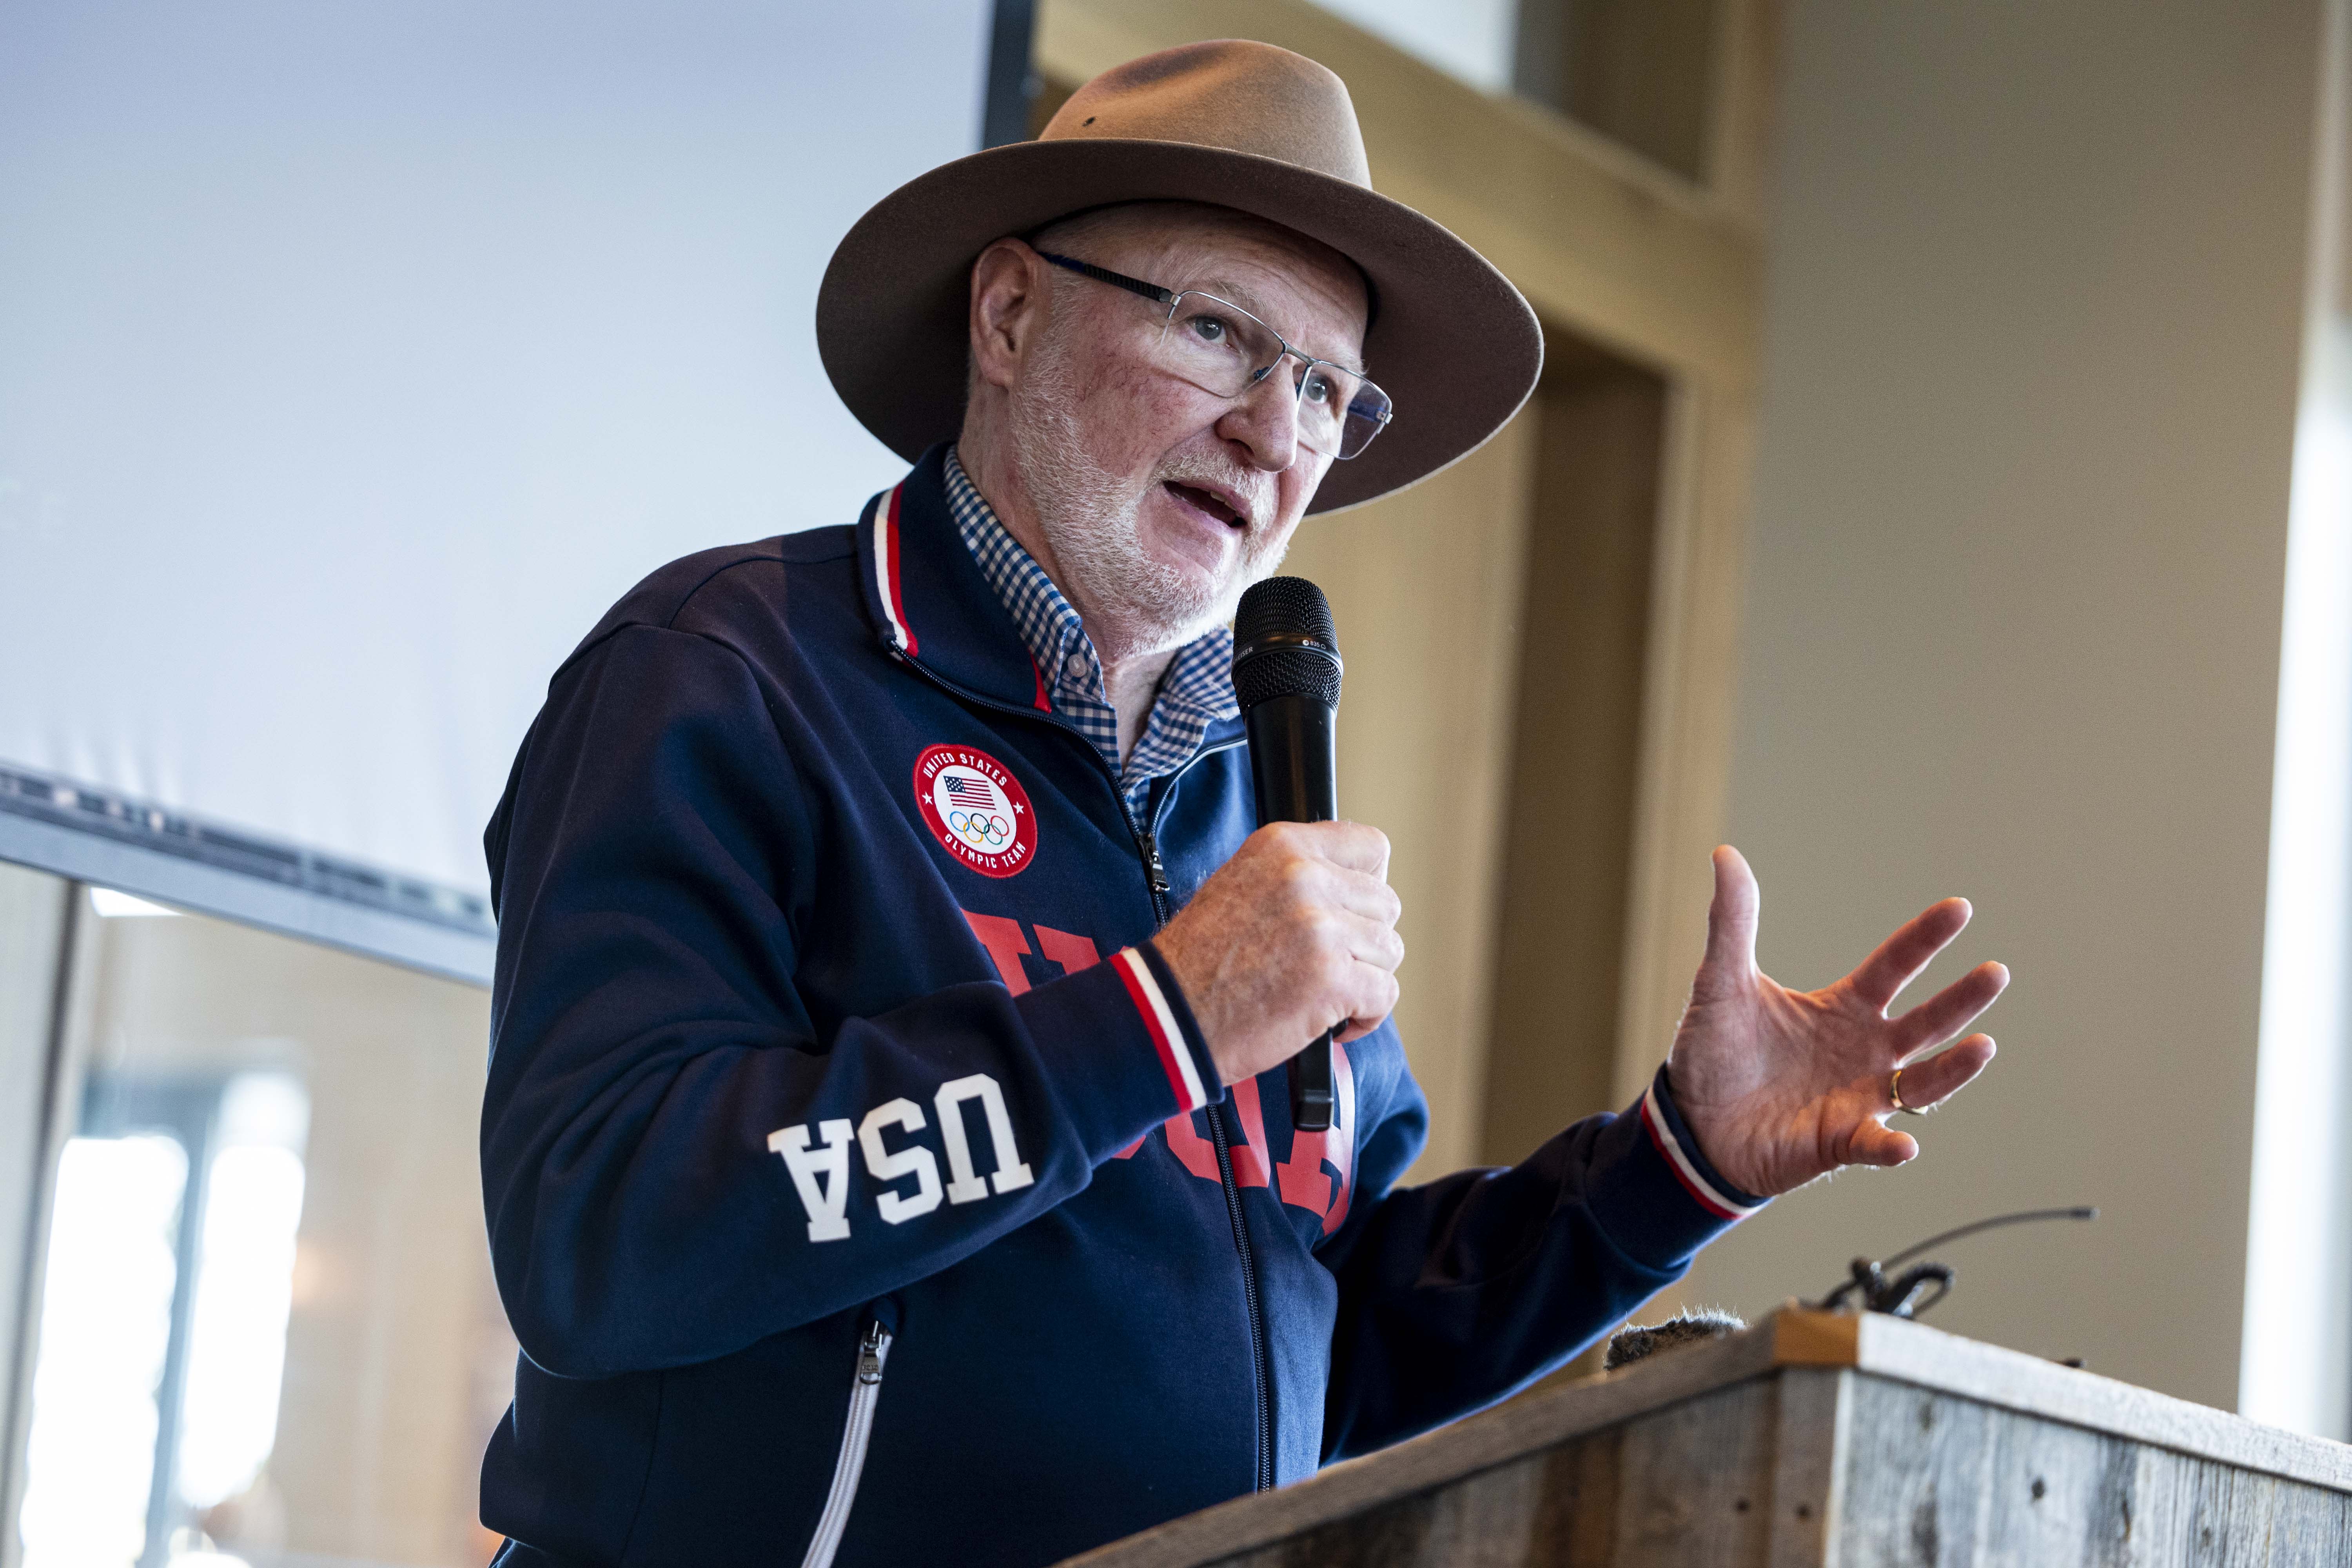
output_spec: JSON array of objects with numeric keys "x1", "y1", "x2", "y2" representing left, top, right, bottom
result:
[{"x1": 945, "y1": 448, "x2": 1239, "y2": 820}]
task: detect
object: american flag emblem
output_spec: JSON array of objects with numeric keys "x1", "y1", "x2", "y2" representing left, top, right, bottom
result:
[
  {"x1": 913, "y1": 744, "x2": 1037, "y2": 879},
  {"x1": 942, "y1": 775, "x2": 1000, "y2": 809}
]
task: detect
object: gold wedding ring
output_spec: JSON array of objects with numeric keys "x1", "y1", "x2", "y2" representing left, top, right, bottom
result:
[{"x1": 1889, "y1": 1067, "x2": 1925, "y2": 1116}]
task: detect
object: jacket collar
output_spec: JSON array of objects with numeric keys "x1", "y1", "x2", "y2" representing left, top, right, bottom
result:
[
  {"x1": 855, "y1": 443, "x2": 1248, "y2": 752},
  {"x1": 857, "y1": 443, "x2": 1055, "y2": 713}
]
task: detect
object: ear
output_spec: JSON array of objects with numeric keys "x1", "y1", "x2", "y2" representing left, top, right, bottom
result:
[{"x1": 969, "y1": 238, "x2": 1049, "y2": 394}]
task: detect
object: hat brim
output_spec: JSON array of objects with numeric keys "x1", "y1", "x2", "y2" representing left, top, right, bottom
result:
[{"x1": 817, "y1": 138, "x2": 1543, "y2": 515}]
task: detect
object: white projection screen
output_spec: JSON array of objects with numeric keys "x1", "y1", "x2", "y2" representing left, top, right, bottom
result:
[{"x1": 0, "y1": 1, "x2": 1004, "y2": 980}]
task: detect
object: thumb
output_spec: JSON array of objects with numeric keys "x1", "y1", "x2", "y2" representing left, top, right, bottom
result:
[{"x1": 1699, "y1": 845, "x2": 1761, "y2": 989}]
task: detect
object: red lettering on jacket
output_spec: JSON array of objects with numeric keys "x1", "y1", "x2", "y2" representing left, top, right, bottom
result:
[
  {"x1": 958, "y1": 908, "x2": 1357, "y2": 1220},
  {"x1": 1031, "y1": 924, "x2": 1100, "y2": 976},
  {"x1": 1162, "y1": 1108, "x2": 1221, "y2": 1181},
  {"x1": 1226, "y1": 1078, "x2": 1274, "y2": 1188},
  {"x1": 962, "y1": 910, "x2": 1034, "y2": 994}
]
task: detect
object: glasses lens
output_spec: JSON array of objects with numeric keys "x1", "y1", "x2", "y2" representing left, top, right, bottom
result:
[
  {"x1": 1332, "y1": 377, "x2": 1393, "y2": 461},
  {"x1": 1294, "y1": 364, "x2": 1393, "y2": 460},
  {"x1": 1157, "y1": 293, "x2": 1284, "y2": 398},
  {"x1": 1154, "y1": 292, "x2": 1393, "y2": 461}
]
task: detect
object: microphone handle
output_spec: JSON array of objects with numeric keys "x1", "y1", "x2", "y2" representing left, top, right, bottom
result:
[{"x1": 1244, "y1": 693, "x2": 1338, "y2": 1131}]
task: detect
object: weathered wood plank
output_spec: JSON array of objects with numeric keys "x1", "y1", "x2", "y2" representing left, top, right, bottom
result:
[
  {"x1": 1849, "y1": 1314, "x2": 2352, "y2": 1494},
  {"x1": 1197, "y1": 1379, "x2": 1777, "y2": 1568},
  {"x1": 1054, "y1": 1310, "x2": 2352, "y2": 1567},
  {"x1": 1829, "y1": 1376, "x2": 2352, "y2": 1567},
  {"x1": 1608, "y1": 1376, "x2": 1776, "y2": 1565},
  {"x1": 1834, "y1": 1380, "x2": 2000, "y2": 1565},
  {"x1": 1972, "y1": 1387, "x2": 2132, "y2": 1565},
  {"x1": 1055, "y1": 1331, "x2": 1791, "y2": 1568},
  {"x1": 1225, "y1": 1452, "x2": 1546, "y2": 1567},
  {"x1": 1767, "y1": 1368, "x2": 1847, "y2": 1568}
]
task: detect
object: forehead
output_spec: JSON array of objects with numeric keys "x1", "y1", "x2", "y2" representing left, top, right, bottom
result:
[{"x1": 1060, "y1": 205, "x2": 1370, "y2": 369}]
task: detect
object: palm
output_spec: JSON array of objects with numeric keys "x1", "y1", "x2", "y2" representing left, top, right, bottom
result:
[{"x1": 1666, "y1": 847, "x2": 2006, "y2": 1198}]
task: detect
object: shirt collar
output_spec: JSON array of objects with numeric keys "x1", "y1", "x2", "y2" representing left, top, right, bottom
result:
[{"x1": 942, "y1": 449, "x2": 1238, "y2": 728}]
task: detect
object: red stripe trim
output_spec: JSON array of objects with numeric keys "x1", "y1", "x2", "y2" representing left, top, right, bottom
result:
[
  {"x1": 1639, "y1": 1093, "x2": 1749, "y2": 1221},
  {"x1": 1028, "y1": 656, "x2": 1053, "y2": 712},
  {"x1": 1111, "y1": 949, "x2": 1196, "y2": 1113},
  {"x1": 882, "y1": 484, "x2": 916, "y2": 656}
]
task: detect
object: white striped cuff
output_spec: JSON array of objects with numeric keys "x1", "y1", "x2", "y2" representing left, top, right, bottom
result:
[
  {"x1": 1111, "y1": 947, "x2": 1211, "y2": 1114},
  {"x1": 1640, "y1": 1080, "x2": 1768, "y2": 1222}
]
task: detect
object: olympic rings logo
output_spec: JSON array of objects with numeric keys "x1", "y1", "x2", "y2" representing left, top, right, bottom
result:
[{"x1": 949, "y1": 809, "x2": 1012, "y2": 847}]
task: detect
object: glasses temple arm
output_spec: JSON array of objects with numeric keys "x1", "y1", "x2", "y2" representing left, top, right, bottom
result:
[{"x1": 1036, "y1": 252, "x2": 1175, "y2": 305}]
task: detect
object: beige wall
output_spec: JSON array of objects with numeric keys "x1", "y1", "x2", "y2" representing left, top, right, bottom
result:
[{"x1": 1653, "y1": 0, "x2": 2326, "y2": 1416}]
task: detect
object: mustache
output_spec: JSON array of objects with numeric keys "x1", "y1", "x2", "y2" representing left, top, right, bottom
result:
[{"x1": 1153, "y1": 451, "x2": 1276, "y2": 531}]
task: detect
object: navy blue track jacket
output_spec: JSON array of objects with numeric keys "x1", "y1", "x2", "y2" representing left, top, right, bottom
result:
[{"x1": 478, "y1": 445, "x2": 1765, "y2": 1567}]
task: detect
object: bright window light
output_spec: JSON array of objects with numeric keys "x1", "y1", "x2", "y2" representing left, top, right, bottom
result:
[
  {"x1": 2244, "y1": 14, "x2": 2352, "y2": 1442},
  {"x1": 1308, "y1": 0, "x2": 1516, "y2": 92},
  {"x1": 176, "y1": 1076, "x2": 309, "y2": 1512},
  {"x1": 89, "y1": 887, "x2": 183, "y2": 918},
  {"x1": 2246, "y1": 316, "x2": 2352, "y2": 1439},
  {"x1": 17, "y1": 1134, "x2": 189, "y2": 1568}
]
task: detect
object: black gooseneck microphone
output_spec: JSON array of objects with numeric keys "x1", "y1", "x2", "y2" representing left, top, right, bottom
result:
[{"x1": 1231, "y1": 577, "x2": 1343, "y2": 1132}]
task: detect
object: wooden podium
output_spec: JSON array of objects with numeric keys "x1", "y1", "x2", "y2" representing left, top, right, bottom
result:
[{"x1": 1056, "y1": 1307, "x2": 2352, "y2": 1566}]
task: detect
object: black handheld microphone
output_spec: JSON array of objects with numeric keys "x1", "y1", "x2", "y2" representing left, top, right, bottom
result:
[{"x1": 1232, "y1": 577, "x2": 1343, "y2": 1132}]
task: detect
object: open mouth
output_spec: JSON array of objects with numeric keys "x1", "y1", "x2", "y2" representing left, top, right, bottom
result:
[{"x1": 1165, "y1": 480, "x2": 1247, "y2": 528}]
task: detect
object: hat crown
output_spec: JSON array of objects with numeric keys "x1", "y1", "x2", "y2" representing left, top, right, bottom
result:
[{"x1": 1040, "y1": 40, "x2": 1372, "y2": 191}]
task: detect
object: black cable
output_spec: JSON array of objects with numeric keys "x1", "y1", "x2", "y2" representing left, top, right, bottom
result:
[
  {"x1": 1878, "y1": 1206, "x2": 2098, "y2": 1270},
  {"x1": 1813, "y1": 1205, "x2": 2098, "y2": 1316}
]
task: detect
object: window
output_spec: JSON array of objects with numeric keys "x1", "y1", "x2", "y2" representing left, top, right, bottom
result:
[{"x1": 3, "y1": 877, "x2": 508, "y2": 1567}]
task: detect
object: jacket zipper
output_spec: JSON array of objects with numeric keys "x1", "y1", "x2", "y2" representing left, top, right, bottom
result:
[
  {"x1": 1132, "y1": 822, "x2": 1173, "y2": 924},
  {"x1": 1145, "y1": 746, "x2": 1274, "y2": 1492},
  {"x1": 1207, "y1": 1105, "x2": 1278, "y2": 1492},
  {"x1": 889, "y1": 651, "x2": 1274, "y2": 1491},
  {"x1": 798, "y1": 1318, "x2": 892, "y2": 1568}
]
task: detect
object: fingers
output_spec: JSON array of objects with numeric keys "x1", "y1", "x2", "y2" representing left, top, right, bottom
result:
[
  {"x1": 1260, "y1": 818, "x2": 1391, "y2": 878},
  {"x1": 1324, "y1": 865, "x2": 1403, "y2": 926},
  {"x1": 1841, "y1": 1034, "x2": 1998, "y2": 1168},
  {"x1": 1332, "y1": 957, "x2": 1403, "y2": 1044},
  {"x1": 1893, "y1": 963, "x2": 2008, "y2": 1054},
  {"x1": 1325, "y1": 907, "x2": 1405, "y2": 1044},
  {"x1": 1696, "y1": 846, "x2": 1760, "y2": 992},
  {"x1": 1846, "y1": 897, "x2": 1973, "y2": 1010},
  {"x1": 1844, "y1": 1120, "x2": 1920, "y2": 1168},
  {"x1": 1892, "y1": 1034, "x2": 1997, "y2": 1106},
  {"x1": 1327, "y1": 907, "x2": 1405, "y2": 974},
  {"x1": 1255, "y1": 829, "x2": 1398, "y2": 925}
]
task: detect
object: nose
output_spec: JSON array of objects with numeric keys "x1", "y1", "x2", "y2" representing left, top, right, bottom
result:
[{"x1": 1214, "y1": 358, "x2": 1304, "y2": 474}]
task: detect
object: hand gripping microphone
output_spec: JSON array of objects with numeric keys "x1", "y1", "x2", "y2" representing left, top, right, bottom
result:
[{"x1": 1231, "y1": 577, "x2": 1343, "y2": 1132}]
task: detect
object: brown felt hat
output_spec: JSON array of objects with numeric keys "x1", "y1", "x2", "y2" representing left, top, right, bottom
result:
[{"x1": 816, "y1": 39, "x2": 1543, "y2": 514}]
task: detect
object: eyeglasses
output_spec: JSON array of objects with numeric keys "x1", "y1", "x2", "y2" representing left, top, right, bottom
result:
[{"x1": 1037, "y1": 252, "x2": 1394, "y2": 461}]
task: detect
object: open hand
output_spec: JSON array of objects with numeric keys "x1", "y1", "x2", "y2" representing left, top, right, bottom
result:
[{"x1": 1667, "y1": 846, "x2": 2007, "y2": 1198}]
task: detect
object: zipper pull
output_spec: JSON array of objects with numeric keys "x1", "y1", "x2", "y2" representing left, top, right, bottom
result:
[
  {"x1": 1136, "y1": 830, "x2": 1171, "y2": 900},
  {"x1": 857, "y1": 1321, "x2": 889, "y2": 1385}
]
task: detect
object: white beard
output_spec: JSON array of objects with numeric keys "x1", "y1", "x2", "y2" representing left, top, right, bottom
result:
[{"x1": 1007, "y1": 329, "x2": 1290, "y2": 662}]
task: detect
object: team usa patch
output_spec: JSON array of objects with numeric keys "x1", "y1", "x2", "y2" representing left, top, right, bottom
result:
[{"x1": 913, "y1": 744, "x2": 1038, "y2": 878}]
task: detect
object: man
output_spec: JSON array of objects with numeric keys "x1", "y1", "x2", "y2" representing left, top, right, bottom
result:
[{"x1": 478, "y1": 40, "x2": 2005, "y2": 1568}]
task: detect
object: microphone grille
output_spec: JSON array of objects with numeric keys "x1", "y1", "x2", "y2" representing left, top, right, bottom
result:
[
  {"x1": 1234, "y1": 576, "x2": 1337, "y2": 653},
  {"x1": 1234, "y1": 646, "x2": 1342, "y2": 708},
  {"x1": 1232, "y1": 577, "x2": 1343, "y2": 709}
]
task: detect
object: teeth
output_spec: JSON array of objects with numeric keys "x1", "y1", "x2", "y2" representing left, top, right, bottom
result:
[{"x1": 1171, "y1": 482, "x2": 1237, "y2": 524}]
